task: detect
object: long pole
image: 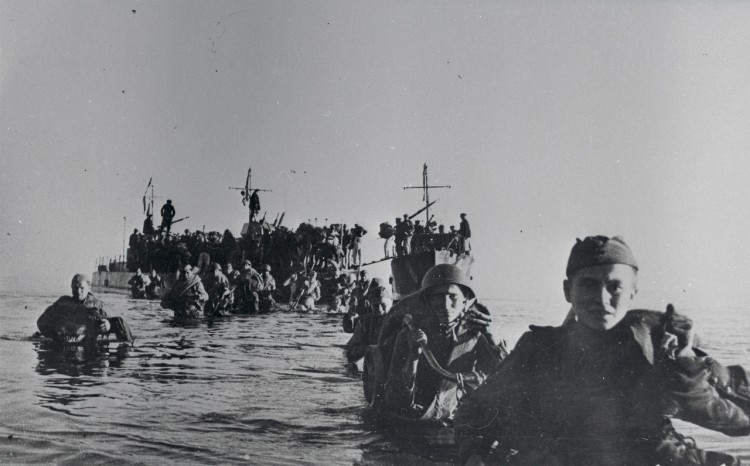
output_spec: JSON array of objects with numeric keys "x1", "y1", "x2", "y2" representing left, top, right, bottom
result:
[
  {"x1": 423, "y1": 164, "x2": 430, "y2": 226},
  {"x1": 122, "y1": 216, "x2": 126, "y2": 257}
]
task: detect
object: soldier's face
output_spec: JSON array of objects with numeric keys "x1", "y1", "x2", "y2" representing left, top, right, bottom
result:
[
  {"x1": 71, "y1": 280, "x2": 90, "y2": 301},
  {"x1": 427, "y1": 284, "x2": 467, "y2": 324},
  {"x1": 564, "y1": 264, "x2": 637, "y2": 331}
]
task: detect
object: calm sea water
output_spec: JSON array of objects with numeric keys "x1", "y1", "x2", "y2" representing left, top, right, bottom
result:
[{"x1": 1, "y1": 291, "x2": 748, "y2": 464}]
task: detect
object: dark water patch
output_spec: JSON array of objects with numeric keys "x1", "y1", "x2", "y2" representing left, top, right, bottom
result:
[{"x1": 40, "y1": 404, "x2": 89, "y2": 418}]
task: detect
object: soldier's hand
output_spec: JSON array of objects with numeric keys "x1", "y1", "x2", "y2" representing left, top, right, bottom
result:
[
  {"x1": 407, "y1": 328, "x2": 427, "y2": 354},
  {"x1": 99, "y1": 319, "x2": 111, "y2": 335},
  {"x1": 663, "y1": 303, "x2": 697, "y2": 358},
  {"x1": 464, "y1": 308, "x2": 492, "y2": 332}
]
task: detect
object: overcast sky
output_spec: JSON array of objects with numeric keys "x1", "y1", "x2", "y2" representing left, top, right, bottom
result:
[{"x1": 3, "y1": 1, "x2": 750, "y2": 310}]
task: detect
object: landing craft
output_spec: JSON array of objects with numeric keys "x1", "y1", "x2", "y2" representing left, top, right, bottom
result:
[
  {"x1": 92, "y1": 170, "x2": 366, "y2": 311},
  {"x1": 391, "y1": 163, "x2": 473, "y2": 299}
]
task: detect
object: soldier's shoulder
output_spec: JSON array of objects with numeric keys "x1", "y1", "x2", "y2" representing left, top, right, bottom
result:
[{"x1": 523, "y1": 324, "x2": 567, "y2": 346}]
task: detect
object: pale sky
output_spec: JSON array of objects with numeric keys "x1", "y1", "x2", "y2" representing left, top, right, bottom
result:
[{"x1": 3, "y1": 1, "x2": 750, "y2": 310}]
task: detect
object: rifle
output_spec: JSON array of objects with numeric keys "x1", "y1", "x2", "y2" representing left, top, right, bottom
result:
[
  {"x1": 360, "y1": 256, "x2": 393, "y2": 267},
  {"x1": 157, "y1": 216, "x2": 190, "y2": 233}
]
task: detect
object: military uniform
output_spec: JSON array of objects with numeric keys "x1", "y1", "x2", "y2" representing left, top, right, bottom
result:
[
  {"x1": 161, "y1": 274, "x2": 208, "y2": 321},
  {"x1": 379, "y1": 292, "x2": 507, "y2": 422},
  {"x1": 37, "y1": 293, "x2": 108, "y2": 343},
  {"x1": 455, "y1": 309, "x2": 750, "y2": 465}
]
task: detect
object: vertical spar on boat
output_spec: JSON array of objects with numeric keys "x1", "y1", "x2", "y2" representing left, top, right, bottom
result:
[
  {"x1": 403, "y1": 163, "x2": 451, "y2": 226},
  {"x1": 228, "y1": 167, "x2": 272, "y2": 224}
]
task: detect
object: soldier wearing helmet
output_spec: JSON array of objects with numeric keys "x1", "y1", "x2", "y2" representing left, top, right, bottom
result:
[
  {"x1": 258, "y1": 264, "x2": 277, "y2": 312},
  {"x1": 161, "y1": 263, "x2": 208, "y2": 322},
  {"x1": 345, "y1": 277, "x2": 393, "y2": 365},
  {"x1": 377, "y1": 264, "x2": 508, "y2": 422},
  {"x1": 205, "y1": 263, "x2": 232, "y2": 317}
]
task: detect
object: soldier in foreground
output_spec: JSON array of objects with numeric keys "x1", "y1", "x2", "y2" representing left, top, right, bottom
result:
[
  {"x1": 455, "y1": 236, "x2": 750, "y2": 465},
  {"x1": 376, "y1": 264, "x2": 508, "y2": 422}
]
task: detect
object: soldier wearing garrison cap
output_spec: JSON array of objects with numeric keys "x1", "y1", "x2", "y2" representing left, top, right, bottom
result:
[{"x1": 455, "y1": 235, "x2": 750, "y2": 466}]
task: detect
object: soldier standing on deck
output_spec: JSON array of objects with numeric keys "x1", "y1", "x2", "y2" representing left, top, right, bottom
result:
[{"x1": 160, "y1": 200, "x2": 176, "y2": 234}]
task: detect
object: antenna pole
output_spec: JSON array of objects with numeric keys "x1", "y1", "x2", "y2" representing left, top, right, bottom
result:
[
  {"x1": 403, "y1": 163, "x2": 450, "y2": 227},
  {"x1": 122, "y1": 217, "x2": 127, "y2": 257}
]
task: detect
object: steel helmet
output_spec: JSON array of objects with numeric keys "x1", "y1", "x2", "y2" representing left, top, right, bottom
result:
[{"x1": 420, "y1": 264, "x2": 474, "y2": 298}]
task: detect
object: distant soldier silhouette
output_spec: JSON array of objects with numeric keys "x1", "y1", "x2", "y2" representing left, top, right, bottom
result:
[
  {"x1": 249, "y1": 190, "x2": 261, "y2": 222},
  {"x1": 160, "y1": 199, "x2": 176, "y2": 234},
  {"x1": 143, "y1": 212, "x2": 155, "y2": 235}
]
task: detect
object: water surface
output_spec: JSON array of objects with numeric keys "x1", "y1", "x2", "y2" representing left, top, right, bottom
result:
[{"x1": 1, "y1": 291, "x2": 748, "y2": 464}]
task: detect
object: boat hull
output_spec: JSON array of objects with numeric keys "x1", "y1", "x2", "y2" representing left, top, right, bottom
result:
[{"x1": 390, "y1": 250, "x2": 474, "y2": 299}]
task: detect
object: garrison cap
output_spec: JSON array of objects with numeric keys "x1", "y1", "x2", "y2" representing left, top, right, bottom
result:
[{"x1": 566, "y1": 235, "x2": 638, "y2": 277}]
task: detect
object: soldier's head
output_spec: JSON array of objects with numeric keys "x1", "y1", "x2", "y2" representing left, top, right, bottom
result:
[
  {"x1": 421, "y1": 264, "x2": 474, "y2": 325},
  {"x1": 262, "y1": 264, "x2": 271, "y2": 273},
  {"x1": 242, "y1": 259, "x2": 252, "y2": 270},
  {"x1": 460, "y1": 213, "x2": 467, "y2": 220},
  {"x1": 369, "y1": 278, "x2": 393, "y2": 315},
  {"x1": 226, "y1": 263, "x2": 234, "y2": 273},
  {"x1": 212, "y1": 263, "x2": 222, "y2": 276},
  {"x1": 136, "y1": 268, "x2": 142, "y2": 275},
  {"x1": 359, "y1": 269, "x2": 368, "y2": 281},
  {"x1": 71, "y1": 274, "x2": 90, "y2": 301},
  {"x1": 179, "y1": 263, "x2": 193, "y2": 280},
  {"x1": 563, "y1": 236, "x2": 638, "y2": 331}
]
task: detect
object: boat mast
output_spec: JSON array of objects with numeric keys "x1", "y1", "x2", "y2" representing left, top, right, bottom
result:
[
  {"x1": 229, "y1": 167, "x2": 272, "y2": 224},
  {"x1": 143, "y1": 177, "x2": 161, "y2": 217},
  {"x1": 403, "y1": 163, "x2": 451, "y2": 226}
]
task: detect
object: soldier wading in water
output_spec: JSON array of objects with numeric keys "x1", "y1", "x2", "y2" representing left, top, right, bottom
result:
[
  {"x1": 375, "y1": 264, "x2": 508, "y2": 423},
  {"x1": 455, "y1": 236, "x2": 750, "y2": 465}
]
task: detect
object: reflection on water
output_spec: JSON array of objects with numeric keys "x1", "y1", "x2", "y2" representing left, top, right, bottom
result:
[
  {"x1": 33, "y1": 339, "x2": 132, "y2": 418},
  {"x1": 0, "y1": 292, "x2": 747, "y2": 464},
  {"x1": 35, "y1": 339, "x2": 132, "y2": 376}
]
